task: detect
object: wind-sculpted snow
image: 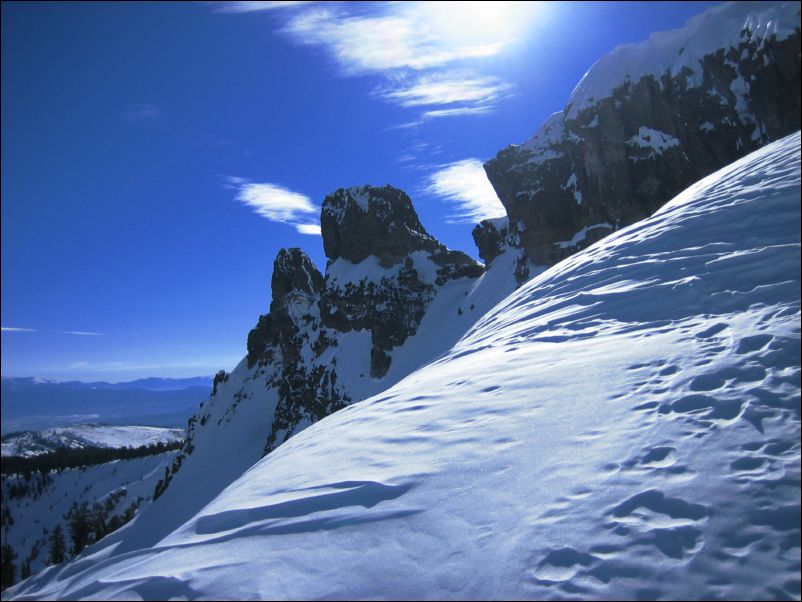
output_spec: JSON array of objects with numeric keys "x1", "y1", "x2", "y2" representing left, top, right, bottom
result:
[{"x1": 8, "y1": 133, "x2": 800, "y2": 600}]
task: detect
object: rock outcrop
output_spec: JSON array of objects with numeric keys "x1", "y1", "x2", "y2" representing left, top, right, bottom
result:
[
  {"x1": 319, "y1": 186, "x2": 484, "y2": 378},
  {"x1": 320, "y1": 185, "x2": 440, "y2": 266},
  {"x1": 239, "y1": 185, "x2": 486, "y2": 453},
  {"x1": 482, "y1": 1, "x2": 801, "y2": 266}
]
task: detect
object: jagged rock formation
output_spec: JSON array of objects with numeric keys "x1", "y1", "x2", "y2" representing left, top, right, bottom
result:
[
  {"x1": 244, "y1": 248, "x2": 347, "y2": 452},
  {"x1": 481, "y1": 1, "x2": 801, "y2": 265},
  {"x1": 321, "y1": 185, "x2": 439, "y2": 266},
  {"x1": 319, "y1": 186, "x2": 483, "y2": 377},
  {"x1": 471, "y1": 217, "x2": 534, "y2": 285},
  {"x1": 241, "y1": 185, "x2": 485, "y2": 452}
]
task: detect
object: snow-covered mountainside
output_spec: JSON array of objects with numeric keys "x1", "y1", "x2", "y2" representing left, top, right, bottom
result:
[
  {"x1": 73, "y1": 185, "x2": 532, "y2": 562},
  {"x1": 1, "y1": 450, "x2": 178, "y2": 578},
  {"x1": 482, "y1": 0, "x2": 800, "y2": 265},
  {"x1": 1, "y1": 425, "x2": 185, "y2": 458},
  {"x1": 9, "y1": 129, "x2": 799, "y2": 600}
]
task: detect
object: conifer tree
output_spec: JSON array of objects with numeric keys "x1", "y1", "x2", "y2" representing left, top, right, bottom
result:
[
  {"x1": 67, "y1": 502, "x2": 92, "y2": 555},
  {"x1": 47, "y1": 524, "x2": 66, "y2": 565},
  {"x1": 1, "y1": 542, "x2": 18, "y2": 590}
]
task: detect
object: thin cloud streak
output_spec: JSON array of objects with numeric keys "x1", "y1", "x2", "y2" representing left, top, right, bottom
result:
[
  {"x1": 124, "y1": 103, "x2": 164, "y2": 122},
  {"x1": 376, "y1": 73, "x2": 511, "y2": 108},
  {"x1": 62, "y1": 331, "x2": 102, "y2": 336},
  {"x1": 2, "y1": 327, "x2": 103, "y2": 335},
  {"x1": 425, "y1": 159, "x2": 506, "y2": 223},
  {"x1": 421, "y1": 106, "x2": 495, "y2": 119},
  {"x1": 214, "y1": 1, "x2": 311, "y2": 13}
]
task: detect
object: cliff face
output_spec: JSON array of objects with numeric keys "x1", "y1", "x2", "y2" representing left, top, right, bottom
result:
[
  {"x1": 237, "y1": 185, "x2": 487, "y2": 454},
  {"x1": 482, "y1": 1, "x2": 801, "y2": 266}
]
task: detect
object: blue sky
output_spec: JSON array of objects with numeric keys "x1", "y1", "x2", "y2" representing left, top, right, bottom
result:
[{"x1": 1, "y1": 1, "x2": 716, "y2": 382}]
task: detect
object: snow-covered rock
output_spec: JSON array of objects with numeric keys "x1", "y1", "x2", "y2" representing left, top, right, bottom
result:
[
  {"x1": 9, "y1": 129, "x2": 799, "y2": 602},
  {"x1": 566, "y1": 1, "x2": 801, "y2": 118},
  {"x1": 482, "y1": 0, "x2": 800, "y2": 266}
]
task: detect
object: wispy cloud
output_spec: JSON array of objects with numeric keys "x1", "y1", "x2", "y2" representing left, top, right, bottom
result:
[
  {"x1": 124, "y1": 103, "x2": 164, "y2": 123},
  {"x1": 421, "y1": 106, "x2": 496, "y2": 119},
  {"x1": 214, "y1": 1, "x2": 311, "y2": 13},
  {"x1": 2, "y1": 327, "x2": 103, "y2": 336},
  {"x1": 425, "y1": 159, "x2": 506, "y2": 223},
  {"x1": 281, "y1": 5, "x2": 507, "y2": 74},
  {"x1": 216, "y1": 2, "x2": 531, "y2": 123},
  {"x1": 376, "y1": 73, "x2": 511, "y2": 108},
  {"x1": 62, "y1": 331, "x2": 102, "y2": 336},
  {"x1": 226, "y1": 177, "x2": 321, "y2": 235},
  {"x1": 58, "y1": 356, "x2": 244, "y2": 377}
]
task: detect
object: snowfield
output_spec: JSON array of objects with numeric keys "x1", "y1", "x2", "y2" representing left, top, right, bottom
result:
[{"x1": 8, "y1": 132, "x2": 801, "y2": 600}]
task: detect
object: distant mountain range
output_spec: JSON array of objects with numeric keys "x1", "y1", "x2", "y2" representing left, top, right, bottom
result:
[
  {"x1": 2, "y1": 376, "x2": 212, "y2": 391},
  {"x1": 0, "y1": 377, "x2": 211, "y2": 435}
]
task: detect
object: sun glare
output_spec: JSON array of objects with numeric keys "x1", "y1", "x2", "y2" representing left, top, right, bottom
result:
[{"x1": 422, "y1": 1, "x2": 547, "y2": 47}]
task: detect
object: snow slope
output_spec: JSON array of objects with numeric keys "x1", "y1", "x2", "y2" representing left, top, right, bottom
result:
[
  {"x1": 9, "y1": 132, "x2": 801, "y2": 600},
  {"x1": 1, "y1": 425, "x2": 184, "y2": 458}
]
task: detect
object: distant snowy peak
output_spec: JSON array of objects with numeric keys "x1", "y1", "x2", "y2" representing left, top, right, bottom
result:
[
  {"x1": 566, "y1": 0, "x2": 801, "y2": 119},
  {"x1": 484, "y1": 0, "x2": 800, "y2": 267}
]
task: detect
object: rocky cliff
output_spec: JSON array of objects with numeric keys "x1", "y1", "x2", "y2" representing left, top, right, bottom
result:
[
  {"x1": 481, "y1": 0, "x2": 800, "y2": 266},
  {"x1": 241, "y1": 186, "x2": 485, "y2": 454}
]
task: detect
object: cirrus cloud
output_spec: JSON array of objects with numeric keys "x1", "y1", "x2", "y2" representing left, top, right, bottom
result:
[
  {"x1": 425, "y1": 159, "x2": 506, "y2": 223},
  {"x1": 2, "y1": 327, "x2": 102, "y2": 335},
  {"x1": 225, "y1": 177, "x2": 321, "y2": 235},
  {"x1": 215, "y1": 2, "x2": 524, "y2": 124}
]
